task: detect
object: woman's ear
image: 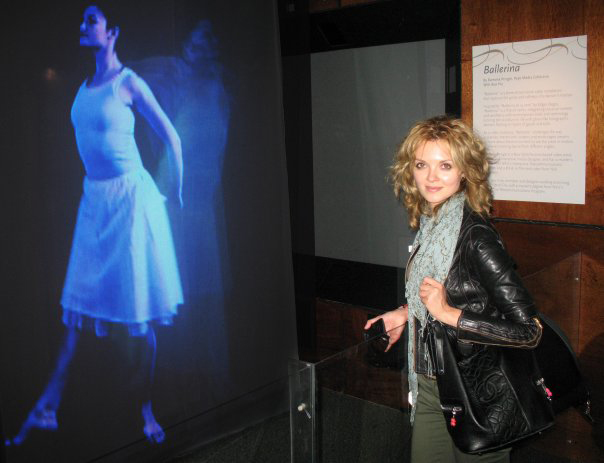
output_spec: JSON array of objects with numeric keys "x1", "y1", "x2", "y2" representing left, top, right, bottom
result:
[{"x1": 109, "y1": 25, "x2": 120, "y2": 41}]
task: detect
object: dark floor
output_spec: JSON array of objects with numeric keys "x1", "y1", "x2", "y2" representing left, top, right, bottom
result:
[
  {"x1": 166, "y1": 413, "x2": 290, "y2": 463},
  {"x1": 166, "y1": 389, "x2": 581, "y2": 463}
]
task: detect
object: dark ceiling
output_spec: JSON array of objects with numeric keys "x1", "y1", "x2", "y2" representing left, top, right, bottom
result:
[{"x1": 279, "y1": 0, "x2": 460, "y2": 55}]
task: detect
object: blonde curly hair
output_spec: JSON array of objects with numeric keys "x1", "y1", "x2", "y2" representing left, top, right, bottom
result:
[{"x1": 391, "y1": 116, "x2": 492, "y2": 230}]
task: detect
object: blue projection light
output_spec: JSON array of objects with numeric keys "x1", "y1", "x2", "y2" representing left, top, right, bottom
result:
[{"x1": 9, "y1": 11, "x2": 229, "y2": 449}]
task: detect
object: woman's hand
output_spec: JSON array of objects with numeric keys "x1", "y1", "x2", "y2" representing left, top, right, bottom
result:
[
  {"x1": 419, "y1": 277, "x2": 461, "y2": 327},
  {"x1": 364, "y1": 305, "x2": 408, "y2": 352},
  {"x1": 172, "y1": 182, "x2": 184, "y2": 209}
]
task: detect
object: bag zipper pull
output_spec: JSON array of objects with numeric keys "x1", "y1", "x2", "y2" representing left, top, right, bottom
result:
[
  {"x1": 450, "y1": 406, "x2": 461, "y2": 427},
  {"x1": 536, "y1": 378, "x2": 553, "y2": 401}
]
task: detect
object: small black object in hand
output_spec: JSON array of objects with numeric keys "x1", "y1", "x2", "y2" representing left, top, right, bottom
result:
[{"x1": 364, "y1": 318, "x2": 390, "y2": 353}]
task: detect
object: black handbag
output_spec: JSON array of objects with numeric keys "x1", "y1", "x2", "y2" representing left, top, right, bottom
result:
[
  {"x1": 426, "y1": 319, "x2": 555, "y2": 454},
  {"x1": 534, "y1": 313, "x2": 593, "y2": 421}
]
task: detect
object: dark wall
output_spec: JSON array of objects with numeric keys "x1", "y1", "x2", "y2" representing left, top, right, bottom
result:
[{"x1": 279, "y1": 0, "x2": 460, "y2": 354}]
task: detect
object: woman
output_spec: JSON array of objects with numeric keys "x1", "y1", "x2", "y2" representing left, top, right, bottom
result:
[
  {"x1": 366, "y1": 116, "x2": 542, "y2": 462},
  {"x1": 12, "y1": 3, "x2": 183, "y2": 445}
]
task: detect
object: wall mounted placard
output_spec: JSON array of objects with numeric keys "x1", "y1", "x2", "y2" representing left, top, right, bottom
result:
[{"x1": 473, "y1": 36, "x2": 587, "y2": 204}]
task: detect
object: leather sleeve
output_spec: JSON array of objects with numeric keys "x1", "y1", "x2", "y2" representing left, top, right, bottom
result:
[{"x1": 455, "y1": 225, "x2": 543, "y2": 348}]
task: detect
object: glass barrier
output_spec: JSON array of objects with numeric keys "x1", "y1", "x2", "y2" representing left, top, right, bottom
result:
[
  {"x1": 289, "y1": 359, "x2": 315, "y2": 462},
  {"x1": 290, "y1": 324, "x2": 411, "y2": 463},
  {"x1": 52, "y1": 322, "x2": 409, "y2": 463},
  {"x1": 75, "y1": 251, "x2": 592, "y2": 463}
]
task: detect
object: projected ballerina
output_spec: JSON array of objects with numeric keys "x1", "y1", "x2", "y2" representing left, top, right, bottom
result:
[{"x1": 10, "y1": 3, "x2": 183, "y2": 445}]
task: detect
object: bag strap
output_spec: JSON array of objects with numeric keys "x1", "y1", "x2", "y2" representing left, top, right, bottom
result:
[{"x1": 426, "y1": 319, "x2": 446, "y2": 375}]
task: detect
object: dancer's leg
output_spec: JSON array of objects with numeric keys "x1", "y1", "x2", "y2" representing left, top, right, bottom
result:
[
  {"x1": 10, "y1": 326, "x2": 80, "y2": 445},
  {"x1": 137, "y1": 326, "x2": 165, "y2": 444}
]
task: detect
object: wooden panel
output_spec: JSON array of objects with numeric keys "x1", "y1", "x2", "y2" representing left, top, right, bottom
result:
[
  {"x1": 461, "y1": 0, "x2": 604, "y2": 225},
  {"x1": 493, "y1": 221, "x2": 604, "y2": 461},
  {"x1": 584, "y1": 0, "x2": 604, "y2": 224},
  {"x1": 523, "y1": 253, "x2": 604, "y2": 463},
  {"x1": 494, "y1": 221, "x2": 604, "y2": 277},
  {"x1": 312, "y1": 298, "x2": 368, "y2": 356},
  {"x1": 523, "y1": 253, "x2": 581, "y2": 350},
  {"x1": 528, "y1": 406, "x2": 604, "y2": 463},
  {"x1": 460, "y1": 0, "x2": 604, "y2": 448},
  {"x1": 340, "y1": 0, "x2": 381, "y2": 6},
  {"x1": 578, "y1": 255, "x2": 604, "y2": 452},
  {"x1": 579, "y1": 254, "x2": 604, "y2": 353},
  {"x1": 311, "y1": 299, "x2": 406, "y2": 410},
  {"x1": 309, "y1": 0, "x2": 382, "y2": 11},
  {"x1": 309, "y1": 0, "x2": 340, "y2": 13},
  {"x1": 576, "y1": 254, "x2": 604, "y2": 457}
]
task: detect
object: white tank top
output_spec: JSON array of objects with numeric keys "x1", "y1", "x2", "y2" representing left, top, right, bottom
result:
[{"x1": 71, "y1": 67, "x2": 143, "y2": 179}]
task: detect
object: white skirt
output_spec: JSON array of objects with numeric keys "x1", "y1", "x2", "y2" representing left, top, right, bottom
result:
[{"x1": 61, "y1": 168, "x2": 183, "y2": 336}]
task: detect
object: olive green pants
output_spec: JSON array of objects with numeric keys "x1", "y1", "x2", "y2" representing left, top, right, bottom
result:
[{"x1": 410, "y1": 375, "x2": 511, "y2": 463}]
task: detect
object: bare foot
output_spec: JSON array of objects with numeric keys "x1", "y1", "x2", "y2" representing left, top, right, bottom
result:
[
  {"x1": 10, "y1": 407, "x2": 58, "y2": 445},
  {"x1": 142, "y1": 402, "x2": 165, "y2": 444}
]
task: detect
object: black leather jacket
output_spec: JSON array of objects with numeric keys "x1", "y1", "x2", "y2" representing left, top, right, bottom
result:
[{"x1": 414, "y1": 206, "x2": 542, "y2": 373}]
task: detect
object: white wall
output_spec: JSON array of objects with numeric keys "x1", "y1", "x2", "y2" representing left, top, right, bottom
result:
[{"x1": 312, "y1": 39, "x2": 446, "y2": 267}]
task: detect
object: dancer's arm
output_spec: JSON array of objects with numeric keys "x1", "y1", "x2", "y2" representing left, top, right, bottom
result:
[{"x1": 121, "y1": 73, "x2": 183, "y2": 207}]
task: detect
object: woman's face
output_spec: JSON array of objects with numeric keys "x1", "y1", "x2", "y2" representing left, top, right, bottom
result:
[
  {"x1": 412, "y1": 140, "x2": 463, "y2": 210},
  {"x1": 79, "y1": 6, "x2": 112, "y2": 48}
]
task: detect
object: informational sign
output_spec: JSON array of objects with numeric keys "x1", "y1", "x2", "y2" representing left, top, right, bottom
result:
[{"x1": 473, "y1": 36, "x2": 587, "y2": 204}]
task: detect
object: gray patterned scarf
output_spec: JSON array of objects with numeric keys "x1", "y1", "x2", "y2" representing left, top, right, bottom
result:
[{"x1": 406, "y1": 192, "x2": 465, "y2": 422}]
